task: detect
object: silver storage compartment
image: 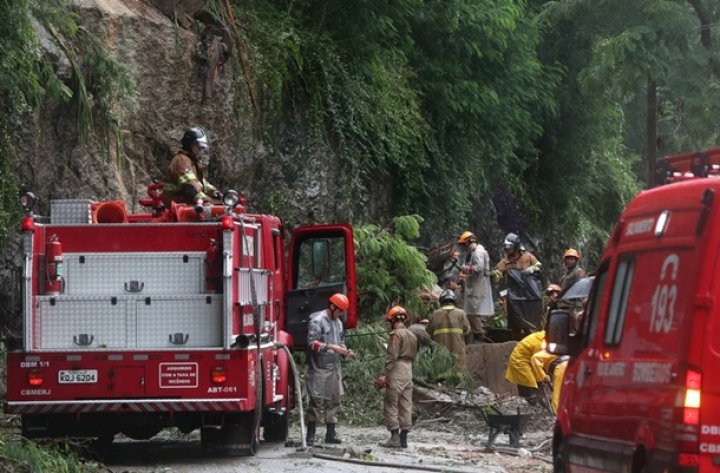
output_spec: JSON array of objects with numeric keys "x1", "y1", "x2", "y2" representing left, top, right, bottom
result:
[
  {"x1": 136, "y1": 295, "x2": 222, "y2": 348},
  {"x1": 37, "y1": 296, "x2": 129, "y2": 349},
  {"x1": 50, "y1": 200, "x2": 93, "y2": 224},
  {"x1": 64, "y1": 253, "x2": 204, "y2": 295}
]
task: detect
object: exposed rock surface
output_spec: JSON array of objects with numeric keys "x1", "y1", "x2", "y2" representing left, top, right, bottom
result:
[
  {"x1": 15, "y1": 0, "x2": 389, "y2": 223},
  {"x1": 2, "y1": 0, "x2": 392, "y2": 321}
]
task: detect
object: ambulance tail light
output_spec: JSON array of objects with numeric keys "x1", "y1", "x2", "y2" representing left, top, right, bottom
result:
[
  {"x1": 675, "y1": 369, "x2": 701, "y2": 456},
  {"x1": 683, "y1": 369, "x2": 702, "y2": 425},
  {"x1": 27, "y1": 370, "x2": 44, "y2": 386},
  {"x1": 211, "y1": 366, "x2": 227, "y2": 384}
]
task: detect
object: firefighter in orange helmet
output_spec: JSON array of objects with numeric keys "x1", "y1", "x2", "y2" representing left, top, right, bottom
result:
[
  {"x1": 560, "y1": 248, "x2": 585, "y2": 291},
  {"x1": 375, "y1": 306, "x2": 417, "y2": 448},
  {"x1": 305, "y1": 293, "x2": 354, "y2": 446},
  {"x1": 163, "y1": 126, "x2": 222, "y2": 207},
  {"x1": 457, "y1": 231, "x2": 493, "y2": 341}
]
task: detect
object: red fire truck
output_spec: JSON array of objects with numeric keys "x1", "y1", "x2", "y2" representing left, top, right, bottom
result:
[
  {"x1": 5, "y1": 189, "x2": 357, "y2": 455},
  {"x1": 548, "y1": 148, "x2": 720, "y2": 472}
]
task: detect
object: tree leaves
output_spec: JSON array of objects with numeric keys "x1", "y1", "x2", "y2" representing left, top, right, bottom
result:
[{"x1": 354, "y1": 215, "x2": 436, "y2": 321}]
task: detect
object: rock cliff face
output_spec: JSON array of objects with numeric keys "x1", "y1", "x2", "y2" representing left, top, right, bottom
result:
[
  {"x1": 15, "y1": 0, "x2": 389, "y2": 224},
  {"x1": 1, "y1": 0, "x2": 394, "y2": 324}
]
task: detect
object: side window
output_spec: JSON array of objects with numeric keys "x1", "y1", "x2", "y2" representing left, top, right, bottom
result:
[
  {"x1": 295, "y1": 236, "x2": 346, "y2": 289},
  {"x1": 603, "y1": 257, "x2": 635, "y2": 346},
  {"x1": 584, "y1": 263, "x2": 609, "y2": 346}
]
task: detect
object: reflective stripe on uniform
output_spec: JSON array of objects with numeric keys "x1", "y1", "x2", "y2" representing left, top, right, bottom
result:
[
  {"x1": 432, "y1": 327, "x2": 465, "y2": 336},
  {"x1": 178, "y1": 171, "x2": 197, "y2": 184}
]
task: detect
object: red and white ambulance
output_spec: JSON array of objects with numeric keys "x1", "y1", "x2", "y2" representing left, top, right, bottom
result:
[
  {"x1": 5, "y1": 189, "x2": 357, "y2": 455},
  {"x1": 549, "y1": 148, "x2": 720, "y2": 472}
]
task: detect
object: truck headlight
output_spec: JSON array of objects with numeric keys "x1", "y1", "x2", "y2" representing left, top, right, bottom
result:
[
  {"x1": 19, "y1": 192, "x2": 38, "y2": 214},
  {"x1": 223, "y1": 190, "x2": 239, "y2": 208}
]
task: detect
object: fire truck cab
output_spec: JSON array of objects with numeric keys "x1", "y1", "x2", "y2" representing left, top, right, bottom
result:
[
  {"x1": 548, "y1": 148, "x2": 720, "y2": 472},
  {"x1": 5, "y1": 190, "x2": 357, "y2": 455}
]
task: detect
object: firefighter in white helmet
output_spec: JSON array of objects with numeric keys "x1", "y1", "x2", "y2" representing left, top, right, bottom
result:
[
  {"x1": 375, "y1": 305, "x2": 417, "y2": 448},
  {"x1": 163, "y1": 126, "x2": 222, "y2": 207}
]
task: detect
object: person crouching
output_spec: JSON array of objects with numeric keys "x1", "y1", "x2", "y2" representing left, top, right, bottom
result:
[{"x1": 375, "y1": 306, "x2": 418, "y2": 448}]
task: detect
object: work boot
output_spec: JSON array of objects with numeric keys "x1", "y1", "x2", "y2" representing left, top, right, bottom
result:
[
  {"x1": 400, "y1": 430, "x2": 409, "y2": 448},
  {"x1": 379, "y1": 429, "x2": 401, "y2": 448},
  {"x1": 325, "y1": 423, "x2": 342, "y2": 444},
  {"x1": 306, "y1": 422, "x2": 316, "y2": 446}
]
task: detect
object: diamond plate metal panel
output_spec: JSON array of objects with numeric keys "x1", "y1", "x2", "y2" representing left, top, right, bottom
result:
[
  {"x1": 37, "y1": 296, "x2": 129, "y2": 349},
  {"x1": 50, "y1": 200, "x2": 92, "y2": 224},
  {"x1": 237, "y1": 269, "x2": 269, "y2": 305},
  {"x1": 64, "y1": 253, "x2": 204, "y2": 295},
  {"x1": 136, "y1": 295, "x2": 222, "y2": 348}
]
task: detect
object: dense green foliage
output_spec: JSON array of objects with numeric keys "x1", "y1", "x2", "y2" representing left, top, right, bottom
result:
[
  {"x1": 354, "y1": 215, "x2": 436, "y2": 321},
  {"x1": 0, "y1": 0, "x2": 133, "y2": 248},
  {"x1": 0, "y1": 435, "x2": 103, "y2": 472},
  {"x1": 229, "y1": 0, "x2": 720, "y2": 268},
  {"x1": 227, "y1": 0, "x2": 641, "y2": 272}
]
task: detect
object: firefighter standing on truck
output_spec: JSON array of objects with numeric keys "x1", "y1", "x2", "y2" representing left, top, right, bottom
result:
[
  {"x1": 426, "y1": 289, "x2": 471, "y2": 371},
  {"x1": 163, "y1": 126, "x2": 222, "y2": 207},
  {"x1": 490, "y1": 233, "x2": 543, "y2": 340},
  {"x1": 305, "y1": 293, "x2": 353, "y2": 446},
  {"x1": 375, "y1": 306, "x2": 418, "y2": 449},
  {"x1": 457, "y1": 231, "x2": 494, "y2": 342}
]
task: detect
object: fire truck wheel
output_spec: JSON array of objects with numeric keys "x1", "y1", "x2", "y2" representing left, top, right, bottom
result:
[
  {"x1": 121, "y1": 426, "x2": 162, "y2": 440},
  {"x1": 631, "y1": 448, "x2": 648, "y2": 473},
  {"x1": 552, "y1": 431, "x2": 568, "y2": 473},
  {"x1": 201, "y1": 413, "x2": 258, "y2": 456},
  {"x1": 262, "y1": 410, "x2": 289, "y2": 442},
  {"x1": 89, "y1": 433, "x2": 115, "y2": 460}
]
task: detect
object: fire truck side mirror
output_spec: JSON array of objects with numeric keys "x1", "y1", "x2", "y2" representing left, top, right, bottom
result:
[{"x1": 546, "y1": 309, "x2": 570, "y2": 356}]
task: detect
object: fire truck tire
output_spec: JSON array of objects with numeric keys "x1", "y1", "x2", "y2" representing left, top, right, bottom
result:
[
  {"x1": 121, "y1": 426, "x2": 161, "y2": 440},
  {"x1": 201, "y1": 413, "x2": 258, "y2": 456},
  {"x1": 262, "y1": 411, "x2": 289, "y2": 442},
  {"x1": 552, "y1": 432, "x2": 568, "y2": 473},
  {"x1": 89, "y1": 433, "x2": 115, "y2": 460},
  {"x1": 631, "y1": 447, "x2": 647, "y2": 473}
]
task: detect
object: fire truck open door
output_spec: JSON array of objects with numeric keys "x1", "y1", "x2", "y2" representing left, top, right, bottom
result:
[{"x1": 286, "y1": 224, "x2": 357, "y2": 349}]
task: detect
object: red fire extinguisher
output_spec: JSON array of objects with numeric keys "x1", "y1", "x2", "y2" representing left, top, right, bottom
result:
[
  {"x1": 45, "y1": 235, "x2": 64, "y2": 295},
  {"x1": 206, "y1": 238, "x2": 220, "y2": 292}
]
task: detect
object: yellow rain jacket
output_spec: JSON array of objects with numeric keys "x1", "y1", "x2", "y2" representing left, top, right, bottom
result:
[
  {"x1": 505, "y1": 331, "x2": 545, "y2": 388},
  {"x1": 531, "y1": 349, "x2": 568, "y2": 413}
]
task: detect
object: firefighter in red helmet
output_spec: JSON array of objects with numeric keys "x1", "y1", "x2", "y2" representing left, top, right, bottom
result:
[
  {"x1": 375, "y1": 305, "x2": 417, "y2": 448},
  {"x1": 305, "y1": 293, "x2": 353, "y2": 446}
]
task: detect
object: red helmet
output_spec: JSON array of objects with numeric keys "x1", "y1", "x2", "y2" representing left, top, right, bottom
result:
[
  {"x1": 386, "y1": 305, "x2": 407, "y2": 322},
  {"x1": 329, "y1": 293, "x2": 349, "y2": 310},
  {"x1": 563, "y1": 248, "x2": 581, "y2": 259}
]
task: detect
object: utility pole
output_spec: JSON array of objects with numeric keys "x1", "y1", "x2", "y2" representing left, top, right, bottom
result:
[{"x1": 646, "y1": 78, "x2": 657, "y2": 188}]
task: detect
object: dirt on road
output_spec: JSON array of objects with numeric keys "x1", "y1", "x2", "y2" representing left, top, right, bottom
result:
[{"x1": 106, "y1": 419, "x2": 553, "y2": 473}]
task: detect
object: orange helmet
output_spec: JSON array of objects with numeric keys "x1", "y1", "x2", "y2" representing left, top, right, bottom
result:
[
  {"x1": 386, "y1": 305, "x2": 407, "y2": 322},
  {"x1": 458, "y1": 231, "x2": 476, "y2": 244},
  {"x1": 563, "y1": 248, "x2": 581, "y2": 259},
  {"x1": 329, "y1": 293, "x2": 349, "y2": 310}
]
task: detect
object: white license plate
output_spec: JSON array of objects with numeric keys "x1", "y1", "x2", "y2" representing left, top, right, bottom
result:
[{"x1": 58, "y1": 369, "x2": 98, "y2": 384}]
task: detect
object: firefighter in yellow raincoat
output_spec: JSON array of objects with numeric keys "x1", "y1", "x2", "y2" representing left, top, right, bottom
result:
[
  {"x1": 504, "y1": 330, "x2": 545, "y2": 405},
  {"x1": 530, "y1": 350, "x2": 569, "y2": 413}
]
